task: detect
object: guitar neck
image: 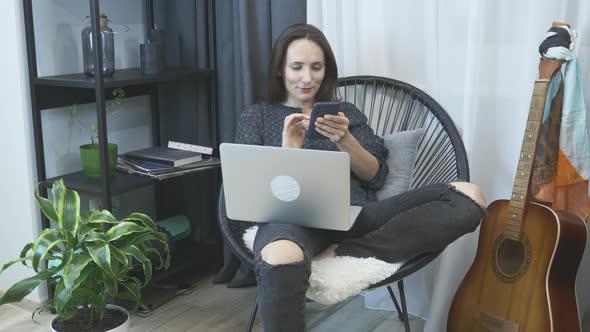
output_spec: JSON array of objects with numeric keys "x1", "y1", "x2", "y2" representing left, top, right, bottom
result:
[{"x1": 505, "y1": 81, "x2": 551, "y2": 239}]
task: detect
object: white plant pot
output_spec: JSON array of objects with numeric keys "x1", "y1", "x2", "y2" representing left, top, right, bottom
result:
[{"x1": 50, "y1": 304, "x2": 130, "y2": 332}]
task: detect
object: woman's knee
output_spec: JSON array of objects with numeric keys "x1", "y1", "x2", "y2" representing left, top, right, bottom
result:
[
  {"x1": 450, "y1": 182, "x2": 487, "y2": 208},
  {"x1": 260, "y1": 240, "x2": 305, "y2": 265}
]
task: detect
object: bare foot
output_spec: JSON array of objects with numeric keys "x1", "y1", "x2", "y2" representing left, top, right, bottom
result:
[{"x1": 313, "y1": 244, "x2": 338, "y2": 261}]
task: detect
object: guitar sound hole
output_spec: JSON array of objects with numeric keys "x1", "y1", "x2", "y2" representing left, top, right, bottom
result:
[{"x1": 496, "y1": 239, "x2": 525, "y2": 276}]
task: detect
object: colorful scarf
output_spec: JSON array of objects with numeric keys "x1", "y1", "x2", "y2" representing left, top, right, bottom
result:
[{"x1": 531, "y1": 26, "x2": 590, "y2": 222}]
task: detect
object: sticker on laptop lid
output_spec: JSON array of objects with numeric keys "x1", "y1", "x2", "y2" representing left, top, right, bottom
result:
[{"x1": 270, "y1": 175, "x2": 300, "y2": 202}]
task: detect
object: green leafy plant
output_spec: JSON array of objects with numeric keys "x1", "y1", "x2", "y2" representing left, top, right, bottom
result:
[
  {"x1": 72, "y1": 88, "x2": 127, "y2": 144},
  {"x1": 0, "y1": 179, "x2": 170, "y2": 327}
]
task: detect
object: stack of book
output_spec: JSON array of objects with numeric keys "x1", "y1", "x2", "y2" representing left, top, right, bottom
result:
[{"x1": 117, "y1": 146, "x2": 220, "y2": 180}]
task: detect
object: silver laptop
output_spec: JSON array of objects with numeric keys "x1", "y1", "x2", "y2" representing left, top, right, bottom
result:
[{"x1": 220, "y1": 143, "x2": 362, "y2": 231}]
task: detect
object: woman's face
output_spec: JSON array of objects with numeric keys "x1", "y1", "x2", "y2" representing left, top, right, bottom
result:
[{"x1": 281, "y1": 38, "x2": 325, "y2": 109}]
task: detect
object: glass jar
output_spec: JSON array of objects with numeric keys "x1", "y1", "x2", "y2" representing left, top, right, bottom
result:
[{"x1": 82, "y1": 14, "x2": 115, "y2": 77}]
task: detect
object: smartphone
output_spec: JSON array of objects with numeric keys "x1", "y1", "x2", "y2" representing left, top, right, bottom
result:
[{"x1": 306, "y1": 102, "x2": 340, "y2": 139}]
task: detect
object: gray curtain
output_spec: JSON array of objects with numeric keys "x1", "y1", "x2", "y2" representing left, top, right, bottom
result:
[
  {"x1": 216, "y1": 0, "x2": 307, "y2": 143},
  {"x1": 214, "y1": 0, "x2": 306, "y2": 286}
]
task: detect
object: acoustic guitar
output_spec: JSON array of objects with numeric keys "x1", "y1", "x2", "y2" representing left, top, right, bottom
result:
[{"x1": 447, "y1": 23, "x2": 587, "y2": 332}]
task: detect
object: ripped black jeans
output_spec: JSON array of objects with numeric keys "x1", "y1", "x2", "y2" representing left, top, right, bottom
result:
[{"x1": 252, "y1": 183, "x2": 486, "y2": 332}]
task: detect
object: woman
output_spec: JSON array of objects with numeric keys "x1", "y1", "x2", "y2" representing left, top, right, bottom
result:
[{"x1": 235, "y1": 24, "x2": 486, "y2": 331}]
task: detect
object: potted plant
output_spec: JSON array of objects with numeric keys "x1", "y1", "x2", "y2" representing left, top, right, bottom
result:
[
  {"x1": 0, "y1": 179, "x2": 170, "y2": 331},
  {"x1": 73, "y1": 88, "x2": 126, "y2": 178}
]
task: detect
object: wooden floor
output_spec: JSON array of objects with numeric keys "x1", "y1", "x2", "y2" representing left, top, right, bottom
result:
[
  {"x1": 0, "y1": 273, "x2": 423, "y2": 332},
  {"x1": 2, "y1": 273, "x2": 589, "y2": 331}
]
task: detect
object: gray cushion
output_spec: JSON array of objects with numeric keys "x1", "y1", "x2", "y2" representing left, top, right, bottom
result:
[{"x1": 376, "y1": 129, "x2": 425, "y2": 201}]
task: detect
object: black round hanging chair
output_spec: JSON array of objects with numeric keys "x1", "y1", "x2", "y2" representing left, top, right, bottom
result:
[{"x1": 217, "y1": 75, "x2": 469, "y2": 332}]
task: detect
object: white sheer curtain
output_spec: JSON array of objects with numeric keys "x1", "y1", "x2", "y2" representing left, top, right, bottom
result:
[{"x1": 308, "y1": 0, "x2": 590, "y2": 330}]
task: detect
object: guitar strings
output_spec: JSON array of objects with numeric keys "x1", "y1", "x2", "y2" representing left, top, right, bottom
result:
[{"x1": 500, "y1": 25, "x2": 574, "y2": 272}]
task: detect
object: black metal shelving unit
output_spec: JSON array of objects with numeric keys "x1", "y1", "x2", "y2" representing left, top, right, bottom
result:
[
  {"x1": 22, "y1": 0, "x2": 220, "y2": 304},
  {"x1": 23, "y1": 0, "x2": 218, "y2": 228},
  {"x1": 33, "y1": 67, "x2": 212, "y2": 89}
]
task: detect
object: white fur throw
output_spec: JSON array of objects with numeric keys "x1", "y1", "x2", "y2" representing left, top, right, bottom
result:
[{"x1": 242, "y1": 226, "x2": 402, "y2": 305}]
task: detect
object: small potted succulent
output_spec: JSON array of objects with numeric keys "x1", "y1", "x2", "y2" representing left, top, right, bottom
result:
[
  {"x1": 73, "y1": 88, "x2": 126, "y2": 178},
  {"x1": 0, "y1": 179, "x2": 170, "y2": 331}
]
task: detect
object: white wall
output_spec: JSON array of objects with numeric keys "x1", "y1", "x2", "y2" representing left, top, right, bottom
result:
[
  {"x1": 0, "y1": 0, "x2": 45, "y2": 303},
  {"x1": 0, "y1": 0, "x2": 154, "y2": 303}
]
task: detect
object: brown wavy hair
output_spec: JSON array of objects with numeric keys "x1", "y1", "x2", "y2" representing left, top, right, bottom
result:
[{"x1": 267, "y1": 24, "x2": 338, "y2": 104}]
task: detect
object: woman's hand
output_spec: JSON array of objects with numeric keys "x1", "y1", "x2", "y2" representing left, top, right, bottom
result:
[
  {"x1": 317, "y1": 111, "x2": 380, "y2": 181},
  {"x1": 282, "y1": 113, "x2": 310, "y2": 148},
  {"x1": 314, "y1": 112, "x2": 350, "y2": 143}
]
